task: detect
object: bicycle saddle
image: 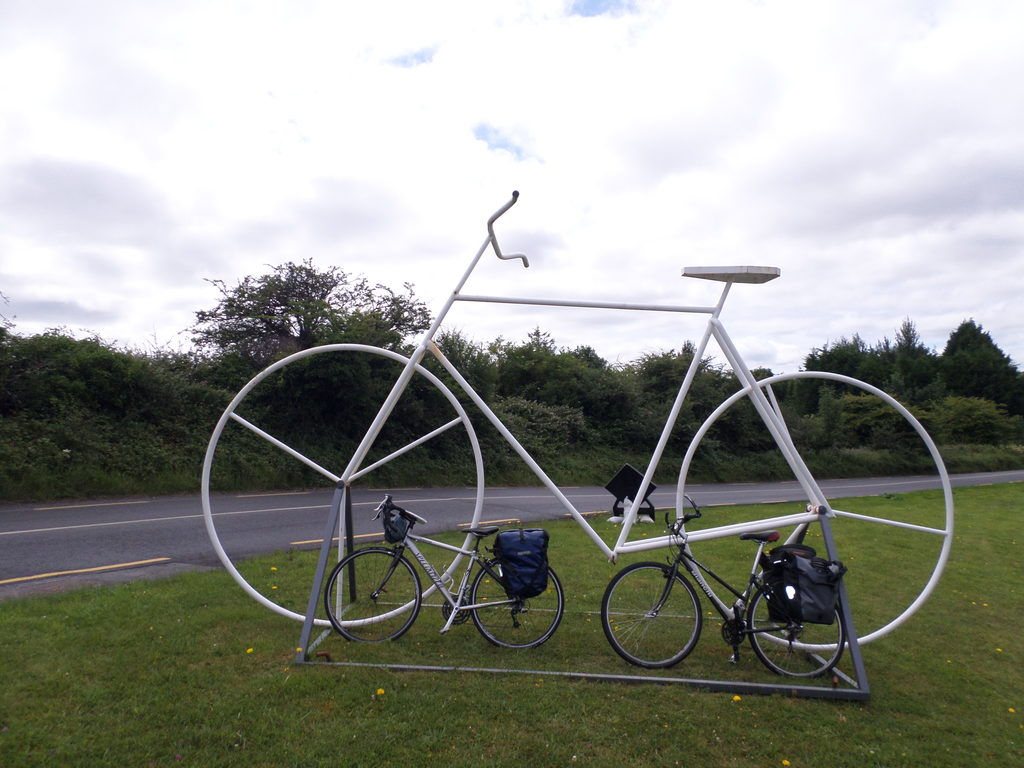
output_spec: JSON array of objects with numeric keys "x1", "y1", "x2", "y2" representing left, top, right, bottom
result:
[{"x1": 682, "y1": 266, "x2": 780, "y2": 284}]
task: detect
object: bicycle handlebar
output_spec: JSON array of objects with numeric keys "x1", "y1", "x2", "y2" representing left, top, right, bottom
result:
[
  {"x1": 373, "y1": 494, "x2": 427, "y2": 525},
  {"x1": 668, "y1": 495, "x2": 702, "y2": 535},
  {"x1": 487, "y1": 190, "x2": 529, "y2": 268}
]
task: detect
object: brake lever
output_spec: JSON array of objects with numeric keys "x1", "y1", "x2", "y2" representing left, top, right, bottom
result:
[{"x1": 373, "y1": 494, "x2": 393, "y2": 520}]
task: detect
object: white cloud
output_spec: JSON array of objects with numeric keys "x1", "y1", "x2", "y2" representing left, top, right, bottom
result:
[{"x1": 1, "y1": 0, "x2": 1022, "y2": 369}]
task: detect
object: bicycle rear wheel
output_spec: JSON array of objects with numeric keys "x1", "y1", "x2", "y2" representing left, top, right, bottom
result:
[
  {"x1": 323, "y1": 547, "x2": 421, "y2": 642},
  {"x1": 470, "y1": 561, "x2": 564, "y2": 648},
  {"x1": 746, "y1": 587, "x2": 846, "y2": 677},
  {"x1": 601, "y1": 562, "x2": 703, "y2": 668}
]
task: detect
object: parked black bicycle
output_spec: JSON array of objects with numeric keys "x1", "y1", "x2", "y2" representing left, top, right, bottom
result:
[{"x1": 601, "y1": 497, "x2": 848, "y2": 677}]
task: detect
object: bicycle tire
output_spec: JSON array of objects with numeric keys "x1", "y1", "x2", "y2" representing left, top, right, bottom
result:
[
  {"x1": 600, "y1": 561, "x2": 703, "y2": 668},
  {"x1": 323, "y1": 547, "x2": 422, "y2": 642},
  {"x1": 469, "y1": 560, "x2": 564, "y2": 648},
  {"x1": 746, "y1": 586, "x2": 846, "y2": 677}
]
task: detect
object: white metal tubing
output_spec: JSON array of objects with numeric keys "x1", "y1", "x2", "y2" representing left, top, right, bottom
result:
[
  {"x1": 675, "y1": 369, "x2": 954, "y2": 645},
  {"x1": 339, "y1": 343, "x2": 429, "y2": 484},
  {"x1": 406, "y1": 533, "x2": 472, "y2": 556},
  {"x1": 709, "y1": 318, "x2": 827, "y2": 509},
  {"x1": 201, "y1": 343, "x2": 487, "y2": 625},
  {"x1": 829, "y1": 508, "x2": 949, "y2": 536},
  {"x1": 613, "y1": 320, "x2": 717, "y2": 552},
  {"x1": 349, "y1": 417, "x2": 464, "y2": 482},
  {"x1": 229, "y1": 412, "x2": 340, "y2": 484},
  {"x1": 428, "y1": 341, "x2": 616, "y2": 560},
  {"x1": 455, "y1": 294, "x2": 719, "y2": 314},
  {"x1": 337, "y1": 197, "x2": 522, "y2": 483},
  {"x1": 614, "y1": 511, "x2": 822, "y2": 555}
]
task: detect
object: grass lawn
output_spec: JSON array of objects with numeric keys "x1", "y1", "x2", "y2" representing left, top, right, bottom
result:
[{"x1": 1, "y1": 484, "x2": 1021, "y2": 767}]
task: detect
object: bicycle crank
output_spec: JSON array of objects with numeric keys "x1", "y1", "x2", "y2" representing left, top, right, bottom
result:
[{"x1": 441, "y1": 599, "x2": 472, "y2": 625}]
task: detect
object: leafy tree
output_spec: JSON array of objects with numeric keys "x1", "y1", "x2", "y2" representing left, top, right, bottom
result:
[
  {"x1": 803, "y1": 334, "x2": 874, "y2": 382},
  {"x1": 887, "y1": 319, "x2": 943, "y2": 405},
  {"x1": 190, "y1": 258, "x2": 431, "y2": 369},
  {"x1": 835, "y1": 393, "x2": 924, "y2": 450},
  {"x1": 930, "y1": 396, "x2": 1014, "y2": 445},
  {"x1": 626, "y1": 344, "x2": 765, "y2": 453},
  {"x1": 940, "y1": 320, "x2": 1023, "y2": 415},
  {"x1": 435, "y1": 329, "x2": 498, "y2": 401}
]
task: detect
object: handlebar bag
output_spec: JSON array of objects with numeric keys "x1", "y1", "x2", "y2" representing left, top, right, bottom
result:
[
  {"x1": 382, "y1": 509, "x2": 411, "y2": 543},
  {"x1": 494, "y1": 528, "x2": 550, "y2": 599}
]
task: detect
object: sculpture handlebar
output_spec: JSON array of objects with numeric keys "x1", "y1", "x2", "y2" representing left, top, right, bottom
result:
[{"x1": 487, "y1": 190, "x2": 529, "y2": 268}]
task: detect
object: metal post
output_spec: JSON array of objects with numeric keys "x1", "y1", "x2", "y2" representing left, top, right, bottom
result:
[
  {"x1": 295, "y1": 483, "x2": 347, "y2": 662},
  {"x1": 818, "y1": 512, "x2": 870, "y2": 699}
]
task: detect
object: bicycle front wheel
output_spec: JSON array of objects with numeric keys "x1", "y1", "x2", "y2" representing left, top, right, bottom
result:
[
  {"x1": 746, "y1": 587, "x2": 846, "y2": 677},
  {"x1": 601, "y1": 562, "x2": 703, "y2": 668},
  {"x1": 470, "y1": 561, "x2": 564, "y2": 649},
  {"x1": 323, "y1": 547, "x2": 421, "y2": 642}
]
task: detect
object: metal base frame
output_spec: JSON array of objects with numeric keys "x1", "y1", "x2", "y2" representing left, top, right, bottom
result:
[{"x1": 295, "y1": 488, "x2": 870, "y2": 701}]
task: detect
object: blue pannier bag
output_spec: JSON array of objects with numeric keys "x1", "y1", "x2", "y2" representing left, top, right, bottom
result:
[{"x1": 494, "y1": 528, "x2": 550, "y2": 599}]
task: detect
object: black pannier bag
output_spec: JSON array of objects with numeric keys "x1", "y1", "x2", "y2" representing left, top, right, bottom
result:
[
  {"x1": 763, "y1": 544, "x2": 847, "y2": 625},
  {"x1": 493, "y1": 528, "x2": 550, "y2": 599}
]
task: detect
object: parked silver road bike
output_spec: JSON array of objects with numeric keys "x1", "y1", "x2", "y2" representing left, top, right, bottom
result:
[
  {"x1": 323, "y1": 495, "x2": 564, "y2": 648},
  {"x1": 202, "y1": 192, "x2": 953, "y2": 654}
]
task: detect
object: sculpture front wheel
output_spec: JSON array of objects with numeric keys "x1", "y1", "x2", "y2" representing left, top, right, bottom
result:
[{"x1": 677, "y1": 371, "x2": 954, "y2": 647}]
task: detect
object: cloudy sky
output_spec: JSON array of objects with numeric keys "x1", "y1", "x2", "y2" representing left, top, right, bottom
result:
[{"x1": 1, "y1": 0, "x2": 1021, "y2": 374}]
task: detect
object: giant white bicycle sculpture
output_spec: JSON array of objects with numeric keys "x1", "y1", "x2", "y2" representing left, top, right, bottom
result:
[{"x1": 202, "y1": 192, "x2": 953, "y2": 654}]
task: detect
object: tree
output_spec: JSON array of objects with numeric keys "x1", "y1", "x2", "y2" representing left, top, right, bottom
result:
[
  {"x1": 190, "y1": 259, "x2": 431, "y2": 368},
  {"x1": 940, "y1": 320, "x2": 1023, "y2": 415},
  {"x1": 887, "y1": 319, "x2": 942, "y2": 405},
  {"x1": 930, "y1": 396, "x2": 1014, "y2": 445}
]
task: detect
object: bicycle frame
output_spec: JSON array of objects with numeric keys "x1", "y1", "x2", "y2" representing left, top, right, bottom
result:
[
  {"x1": 400, "y1": 533, "x2": 517, "y2": 633},
  {"x1": 338, "y1": 192, "x2": 829, "y2": 561},
  {"x1": 675, "y1": 539, "x2": 769, "y2": 622}
]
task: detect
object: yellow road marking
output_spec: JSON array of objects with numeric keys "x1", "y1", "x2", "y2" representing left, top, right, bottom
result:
[
  {"x1": 0, "y1": 557, "x2": 172, "y2": 585},
  {"x1": 34, "y1": 500, "x2": 151, "y2": 511},
  {"x1": 290, "y1": 533, "x2": 378, "y2": 546},
  {"x1": 458, "y1": 518, "x2": 521, "y2": 527},
  {"x1": 237, "y1": 491, "x2": 311, "y2": 498}
]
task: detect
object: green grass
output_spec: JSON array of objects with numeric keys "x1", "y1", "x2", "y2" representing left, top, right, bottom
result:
[{"x1": 1, "y1": 484, "x2": 1021, "y2": 766}]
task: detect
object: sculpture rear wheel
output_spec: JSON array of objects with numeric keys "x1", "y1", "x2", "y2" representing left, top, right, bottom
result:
[
  {"x1": 200, "y1": 344, "x2": 485, "y2": 626},
  {"x1": 677, "y1": 371, "x2": 954, "y2": 647}
]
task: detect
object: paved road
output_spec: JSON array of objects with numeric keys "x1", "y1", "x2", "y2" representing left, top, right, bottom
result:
[{"x1": 1, "y1": 470, "x2": 1021, "y2": 601}]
